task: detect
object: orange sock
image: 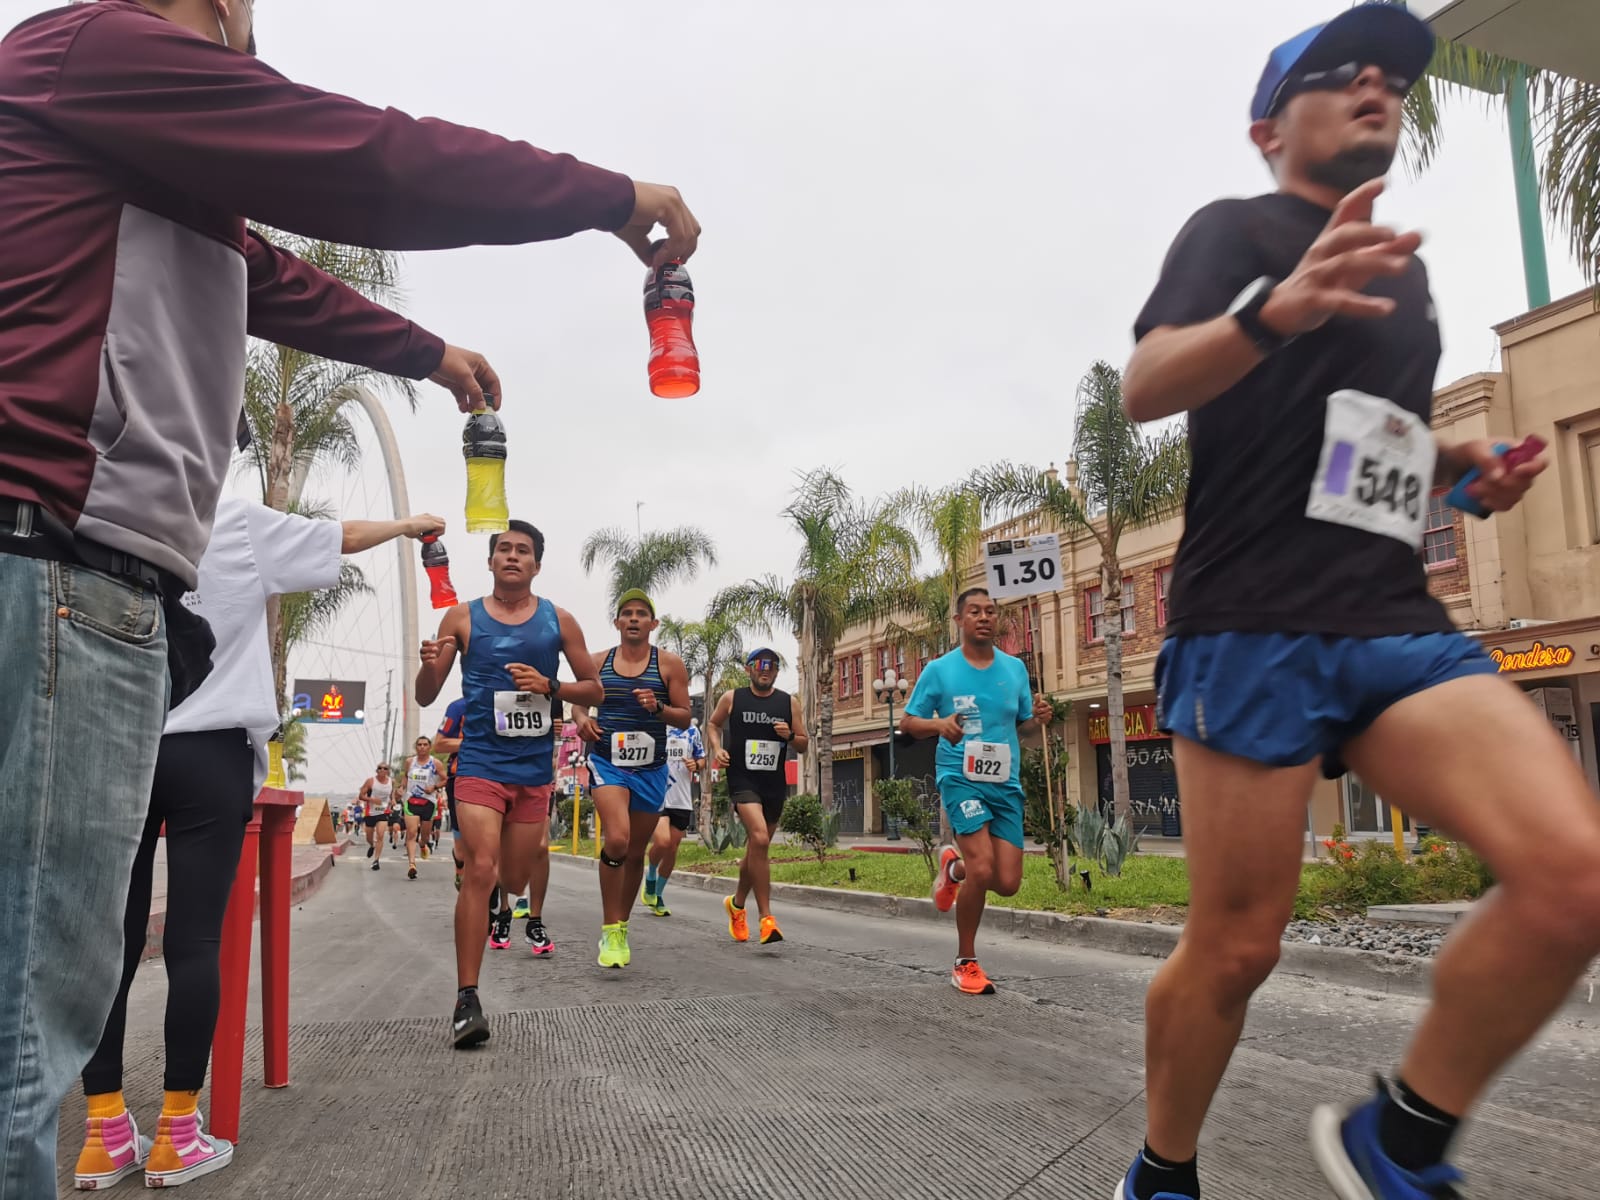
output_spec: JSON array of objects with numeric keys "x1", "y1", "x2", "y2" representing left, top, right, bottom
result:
[
  {"x1": 161, "y1": 1089, "x2": 199, "y2": 1118},
  {"x1": 86, "y1": 1091, "x2": 126, "y2": 1120}
]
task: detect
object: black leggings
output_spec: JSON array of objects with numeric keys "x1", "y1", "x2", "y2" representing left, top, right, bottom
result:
[{"x1": 82, "y1": 728, "x2": 254, "y2": 1095}]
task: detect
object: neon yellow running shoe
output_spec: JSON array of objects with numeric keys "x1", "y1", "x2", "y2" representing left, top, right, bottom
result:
[{"x1": 596, "y1": 924, "x2": 626, "y2": 969}]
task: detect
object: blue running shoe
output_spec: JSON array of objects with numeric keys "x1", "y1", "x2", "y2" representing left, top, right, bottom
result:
[
  {"x1": 1111, "y1": 1155, "x2": 1194, "y2": 1200},
  {"x1": 1310, "y1": 1085, "x2": 1463, "y2": 1199}
]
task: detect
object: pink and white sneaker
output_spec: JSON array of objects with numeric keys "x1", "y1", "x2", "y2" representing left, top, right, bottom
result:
[
  {"x1": 73, "y1": 1109, "x2": 150, "y2": 1190},
  {"x1": 143, "y1": 1111, "x2": 234, "y2": 1188}
]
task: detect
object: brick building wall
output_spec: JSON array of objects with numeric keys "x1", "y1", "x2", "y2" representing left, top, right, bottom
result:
[
  {"x1": 1425, "y1": 504, "x2": 1473, "y2": 603},
  {"x1": 1076, "y1": 558, "x2": 1173, "y2": 665}
]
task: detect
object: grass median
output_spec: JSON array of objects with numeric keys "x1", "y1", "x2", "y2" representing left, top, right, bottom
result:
[
  {"x1": 552, "y1": 833, "x2": 1491, "y2": 919},
  {"x1": 554, "y1": 838, "x2": 1191, "y2": 917}
]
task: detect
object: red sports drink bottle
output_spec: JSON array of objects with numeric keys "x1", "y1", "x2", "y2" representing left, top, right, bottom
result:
[
  {"x1": 420, "y1": 535, "x2": 458, "y2": 609},
  {"x1": 643, "y1": 259, "x2": 699, "y2": 398}
]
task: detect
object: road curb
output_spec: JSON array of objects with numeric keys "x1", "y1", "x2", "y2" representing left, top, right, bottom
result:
[
  {"x1": 549, "y1": 856, "x2": 1596, "y2": 1013},
  {"x1": 141, "y1": 846, "x2": 337, "y2": 961}
]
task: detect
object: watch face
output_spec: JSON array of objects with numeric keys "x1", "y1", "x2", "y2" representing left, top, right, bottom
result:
[{"x1": 1230, "y1": 277, "x2": 1271, "y2": 316}]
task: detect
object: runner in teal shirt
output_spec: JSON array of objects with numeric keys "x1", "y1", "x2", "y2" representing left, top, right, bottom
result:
[{"x1": 901, "y1": 586, "x2": 1052, "y2": 996}]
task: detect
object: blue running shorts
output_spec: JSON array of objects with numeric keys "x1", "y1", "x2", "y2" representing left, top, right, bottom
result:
[
  {"x1": 938, "y1": 776, "x2": 1025, "y2": 849},
  {"x1": 1156, "y1": 631, "x2": 1498, "y2": 778},
  {"x1": 588, "y1": 757, "x2": 669, "y2": 814}
]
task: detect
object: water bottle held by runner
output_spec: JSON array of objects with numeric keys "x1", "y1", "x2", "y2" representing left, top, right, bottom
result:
[
  {"x1": 643, "y1": 253, "x2": 699, "y2": 398},
  {"x1": 462, "y1": 399, "x2": 508, "y2": 533},
  {"x1": 420, "y1": 535, "x2": 459, "y2": 609},
  {"x1": 1446, "y1": 434, "x2": 1547, "y2": 519}
]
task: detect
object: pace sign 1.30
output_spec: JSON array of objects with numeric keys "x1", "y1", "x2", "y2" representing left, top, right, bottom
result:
[{"x1": 291, "y1": 679, "x2": 367, "y2": 725}]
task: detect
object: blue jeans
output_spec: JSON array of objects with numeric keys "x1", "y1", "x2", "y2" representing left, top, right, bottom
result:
[{"x1": 0, "y1": 554, "x2": 167, "y2": 1198}]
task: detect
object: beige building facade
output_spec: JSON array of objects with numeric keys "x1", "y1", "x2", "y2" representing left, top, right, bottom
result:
[{"x1": 831, "y1": 290, "x2": 1600, "y2": 840}]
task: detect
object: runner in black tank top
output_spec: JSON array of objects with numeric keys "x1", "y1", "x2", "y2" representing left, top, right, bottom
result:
[
  {"x1": 568, "y1": 590, "x2": 693, "y2": 970},
  {"x1": 707, "y1": 647, "x2": 809, "y2": 947}
]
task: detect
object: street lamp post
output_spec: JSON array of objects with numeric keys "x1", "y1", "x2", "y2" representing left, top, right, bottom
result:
[{"x1": 873, "y1": 668, "x2": 911, "y2": 837}]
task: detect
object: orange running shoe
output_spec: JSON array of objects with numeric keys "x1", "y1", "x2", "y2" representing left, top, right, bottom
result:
[
  {"x1": 759, "y1": 915, "x2": 783, "y2": 945},
  {"x1": 932, "y1": 845, "x2": 962, "y2": 912},
  {"x1": 951, "y1": 959, "x2": 996, "y2": 995},
  {"x1": 724, "y1": 896, "x2": 749, "y2": 943}
]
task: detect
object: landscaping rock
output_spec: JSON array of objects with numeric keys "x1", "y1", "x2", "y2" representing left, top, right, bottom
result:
[{"x1": 1283, "y1": 917, "x2": 1446, "y2": 959}]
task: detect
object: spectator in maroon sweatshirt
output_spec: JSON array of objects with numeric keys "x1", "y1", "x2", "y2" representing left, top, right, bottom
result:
[{"x1": 0, "y1": 1, "x2": 699, "y2": 1191}]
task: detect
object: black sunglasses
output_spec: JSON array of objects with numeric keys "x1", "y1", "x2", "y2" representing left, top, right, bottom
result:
[{"x1": 1270, "y1": 62, "x2": 1409, "y2": 117}]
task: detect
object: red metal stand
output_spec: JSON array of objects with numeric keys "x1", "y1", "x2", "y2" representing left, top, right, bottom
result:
[{"x1": 209, "y1": 786, "x2": 301, "y2": 1143}]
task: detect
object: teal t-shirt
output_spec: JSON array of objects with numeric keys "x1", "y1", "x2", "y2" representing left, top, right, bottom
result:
[{"x1": 904, "y1": 647, "x2": 1032, "y2": 789}]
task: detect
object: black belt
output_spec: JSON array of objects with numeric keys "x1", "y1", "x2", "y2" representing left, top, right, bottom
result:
[{"x1": 0, "y1": 497, "x2": 173, "y2": 593}]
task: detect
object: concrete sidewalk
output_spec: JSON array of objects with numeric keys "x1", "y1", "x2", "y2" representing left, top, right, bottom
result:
[{"x1": 139, "y1": 839, "x2": 343, "y2": 960}]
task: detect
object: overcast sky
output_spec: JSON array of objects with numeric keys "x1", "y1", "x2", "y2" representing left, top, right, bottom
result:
[{"x1": 3, "y1": 0, "x2": 1585, "y2": 791}]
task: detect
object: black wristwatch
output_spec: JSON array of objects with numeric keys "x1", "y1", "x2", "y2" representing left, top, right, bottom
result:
[
  {"x1": 548, "y1": 677, "x2": 562, "y2": 701},
  {"x1": 1228, "y1": 276, "x2": 1293, "y2": 354}
]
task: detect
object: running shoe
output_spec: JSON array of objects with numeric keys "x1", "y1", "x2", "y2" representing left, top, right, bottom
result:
[
  {"x1": 932, "y1": 845, "x2": 962, "y2": 912},
  {"x1": 489, "y1": 910, "x2": 512, "y2": 950},
  {"x1": 453, "y1": 854, "x2": 463, "y2": 892},
  {"x1": 420, "y1": 845, "x2": 430, "y2": 861},
  {"x1": 526, "y1": 916, "x2": 554, "y2": 956},
  {"x1": 951, "y1": 959, "x2": 996, "y2": 995},
  {"x1": 641, "y1": 887, "x2": 669, "y2": 917},
  {"x1": 370, "y1": 860, "x2": 380, "y2": 872},
  {"x1": 597, "y1": 924, "x2": 626, "y2": 968},
  {"x1": 758, "y1": 915, "x2": 784, "y2": 945},
  {"x1": 1310, "y1": 1083, "x2": 1464, "y2": 1199},
  {"x1": 407, "y1": 865, "x2": 418, "y2": 880},
  {"x1": 143, "y1": 1111, "x2": 233, "y2": 1188},
  {"x1": 451, "y1": 991, "x2": 490, "y2": 1050},
  {"x1": 1111, "y1": 1156, "x2": 1194, "y2": 1200},
  {"x1": 618, "y1": 921, "x2": 632, "y2": 966},
  {"x1": 511, "y1": 895, "x2": 530, "y2": 919},
  {"x1": 366, "y1": 845, "x2": 373, "y2": 859},
  {"x1": 724, "y1": 896, "x2": 749, "y2": 943},
  {"x1": 74, "y1": 1109, "x2": 150, "y2": 1190}
]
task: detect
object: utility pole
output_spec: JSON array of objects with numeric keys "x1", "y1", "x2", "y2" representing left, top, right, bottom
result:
[{"x1": 381, "y1": 669, "x2": 395, "y2": 766}]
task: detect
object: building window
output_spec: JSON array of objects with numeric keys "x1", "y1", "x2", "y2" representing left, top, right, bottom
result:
[
  {"x1": 916, "y1": 642, "x2": 930, "y2": 675},
  {"x1": 1423, "y1": 490, "x2": 1457, "y2": 567},
  {"x1": 851, "y1": 653, "x2": 863, "y2": 696},
  {"x1": 1085, "y1": 577, "x2": 1135, "y2": 643},
  {"x1": 876, "y1": 646, "x2": 889, "y2": 678},
  {"x1": 1022, "y1": 600, "x2": 1041, "y2": 651},
  {"x1": 837, "y1": 658, "x2": 851, "y2": 698},
  {"x1": 1156, "y1": 565, "x2": 1174, "y2": 627},
  {"x1": 1584, "y1": 431, "x2": 1600, "y2": 545}
]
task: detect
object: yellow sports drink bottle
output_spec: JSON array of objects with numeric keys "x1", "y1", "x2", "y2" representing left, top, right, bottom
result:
[{"x1": 462, "y1": 400, "x2": 508, "y2": 534}]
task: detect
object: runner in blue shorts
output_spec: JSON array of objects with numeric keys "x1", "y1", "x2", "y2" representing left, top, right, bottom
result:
[
  {"x1": 570, "y1": 589, "x2": 692, "y2": 969},
  {"x1": 1112, "y1": 8, "x2": 1600, "y2": 1199},
  {"x1": 901, "y1": 587, "x2": 1052, "y2": 997}
]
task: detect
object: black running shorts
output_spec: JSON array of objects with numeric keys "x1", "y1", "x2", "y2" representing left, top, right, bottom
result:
[{"x1": 731, "y1": 789, "x2": 785, "y2": 831}]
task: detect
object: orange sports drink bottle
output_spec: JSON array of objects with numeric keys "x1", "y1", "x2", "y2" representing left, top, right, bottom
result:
[
  {"x1": 420, "y1": 534, "x2": 458, "y2": 609},
  {"x1": 643, "y1": 259, "x2": 699, "y2": 398},
  {"x1": 462, "y1": 399, "x2": 508, "y2": 533}
]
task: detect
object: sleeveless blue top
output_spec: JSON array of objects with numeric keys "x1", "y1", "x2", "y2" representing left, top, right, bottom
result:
[
  {"x1": 592, "y1": 646, "x2": 667, "y2": 769},
  {"x1": 455, "y1": 597, "x2": 561, "y2": 786}
]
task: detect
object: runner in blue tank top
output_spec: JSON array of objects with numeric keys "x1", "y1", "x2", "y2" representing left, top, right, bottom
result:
[
  {"x1": 415, "y1": 520, "x2": 602, "y2": 1048},
  {"x1": 568, "y1": 589, "x2": 692, "y2": 970}
]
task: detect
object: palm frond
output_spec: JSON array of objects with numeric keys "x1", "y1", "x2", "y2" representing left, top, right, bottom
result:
[
  {"x1": 1542, "y1": 77, "x2": 1600, "y2": 282},
  {"x1": 279, "y1": 562, "x2": 371, "y2": 649},
  {"x1": 711, "y1": 577, "x2": 799, "y2": 640}
]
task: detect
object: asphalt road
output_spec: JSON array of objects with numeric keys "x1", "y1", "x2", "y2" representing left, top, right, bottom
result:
[{"x1": 62, "y1": 841, "x2": 1600, "y2": 1198}]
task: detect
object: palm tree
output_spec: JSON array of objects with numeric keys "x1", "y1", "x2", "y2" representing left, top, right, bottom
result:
[
  {"x1": 579, "y1": 526, "x2": 718, "y2": 611},
  {"x1": 1401, "y1": 27, "x2": 1599, "y2": 289},
  {"x1": 972, "y1": 361, "x2": 1189, "y2": 824},
  {"x1": 891, "y1": 483, "x2": 987, "y2": 643},
  {"x1": 712, "y1": 469, "x2": 919, "y2": 807},
  {"x1": 239, "y1": 231, "x2": 418, "y2": 725}
]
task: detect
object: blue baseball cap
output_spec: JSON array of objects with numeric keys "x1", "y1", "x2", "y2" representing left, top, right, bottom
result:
[
  {"x1": 1251, "y1": 3, "x2": 1435, "y2": 122},
  {"x1": 746, "y1": 647, "x2": 780, "y2": 666}
]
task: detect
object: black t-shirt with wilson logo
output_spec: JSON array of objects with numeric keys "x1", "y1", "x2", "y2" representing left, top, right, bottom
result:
[{"x1": 1134, "y1": 192, "x2": 1454, "y2": 639}]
